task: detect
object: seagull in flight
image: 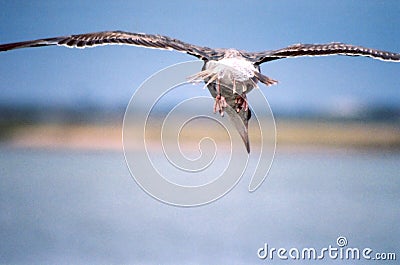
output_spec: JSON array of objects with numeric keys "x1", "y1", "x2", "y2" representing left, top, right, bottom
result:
[{"x1": 1, "y1": 31, "x2": 399, "y2": 153}]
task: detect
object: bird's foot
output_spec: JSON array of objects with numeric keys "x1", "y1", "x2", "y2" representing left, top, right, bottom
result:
[
  {"x1": 214, "y1": 94, "x2": 227, "y2": 116},
  {"x1": 235, "y1": 94, "x2": 248, "y2": 113}
]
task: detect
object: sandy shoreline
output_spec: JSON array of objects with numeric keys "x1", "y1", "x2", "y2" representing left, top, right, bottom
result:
[{"x1": 1, "y1": 120, "x2": 399, "y2": 151}]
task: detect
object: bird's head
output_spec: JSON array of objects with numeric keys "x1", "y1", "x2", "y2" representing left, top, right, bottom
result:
[{"x1": 224, "y1": 49, "x2": 242, "y2": 58}]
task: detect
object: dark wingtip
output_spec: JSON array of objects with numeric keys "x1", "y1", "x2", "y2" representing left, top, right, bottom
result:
[
  {"x1": 0, "y1": 42, "x2": 20, "y2": 52},
  {"x1": 0, "y1": 39, "x2": 57, "y2": 52}
]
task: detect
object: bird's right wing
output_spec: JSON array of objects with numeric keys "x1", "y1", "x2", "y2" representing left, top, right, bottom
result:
[
  {"x1": 0, "y1": 31, "x2": 225, "y2": 61},
  {"x1": 244, "y1": 43, "x2": 400, "y2": 65}
]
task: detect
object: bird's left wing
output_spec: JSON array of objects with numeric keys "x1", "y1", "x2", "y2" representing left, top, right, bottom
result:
[
  {"x1": 0, "y1": 31, "x2": 224, "y2": 61},
  {"x1": 243, "y1": 43, "x2": 400, "y2": 65}
]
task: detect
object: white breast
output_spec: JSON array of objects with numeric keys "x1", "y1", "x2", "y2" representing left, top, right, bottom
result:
[
  {"x1": 202, "y1": 57, "x2": 259, "y2": 95},
  {"x1": 206, "y1": 57, "x2": 257, "y2": 82}
]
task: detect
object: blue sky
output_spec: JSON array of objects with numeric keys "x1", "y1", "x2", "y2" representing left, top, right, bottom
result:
[{"x1": 0, "y1": 0, "x2": 399, "y2": 113}]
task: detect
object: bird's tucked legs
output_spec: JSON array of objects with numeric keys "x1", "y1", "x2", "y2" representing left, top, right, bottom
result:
[
  {"x1": 235, "y1": 94, "x2": 248, "y2": 113},
  {"x1": 213, "y1": 79, "x2": 227, "y2": 116}
]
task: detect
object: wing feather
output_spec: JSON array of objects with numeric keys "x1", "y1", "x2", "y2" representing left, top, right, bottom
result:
[
  {"x1": 0, "y1": 30, "x2": 223, "y2": 60},
  {"x1": 244, "y1": 43, "x2": 400, "y2": 65}
]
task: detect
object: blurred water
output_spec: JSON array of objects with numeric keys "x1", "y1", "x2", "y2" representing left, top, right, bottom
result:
[{"x1": 0, "y1": 147, "x2": 398, "y2": 264}]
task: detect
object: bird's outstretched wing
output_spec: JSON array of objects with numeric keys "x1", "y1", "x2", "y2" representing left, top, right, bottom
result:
[
  {"x1": 0, "y1": 31, "x2": 224, "y2": 61},
  {"x1": 244, "y1": 43, "x2": 400, "y2": 65}
]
